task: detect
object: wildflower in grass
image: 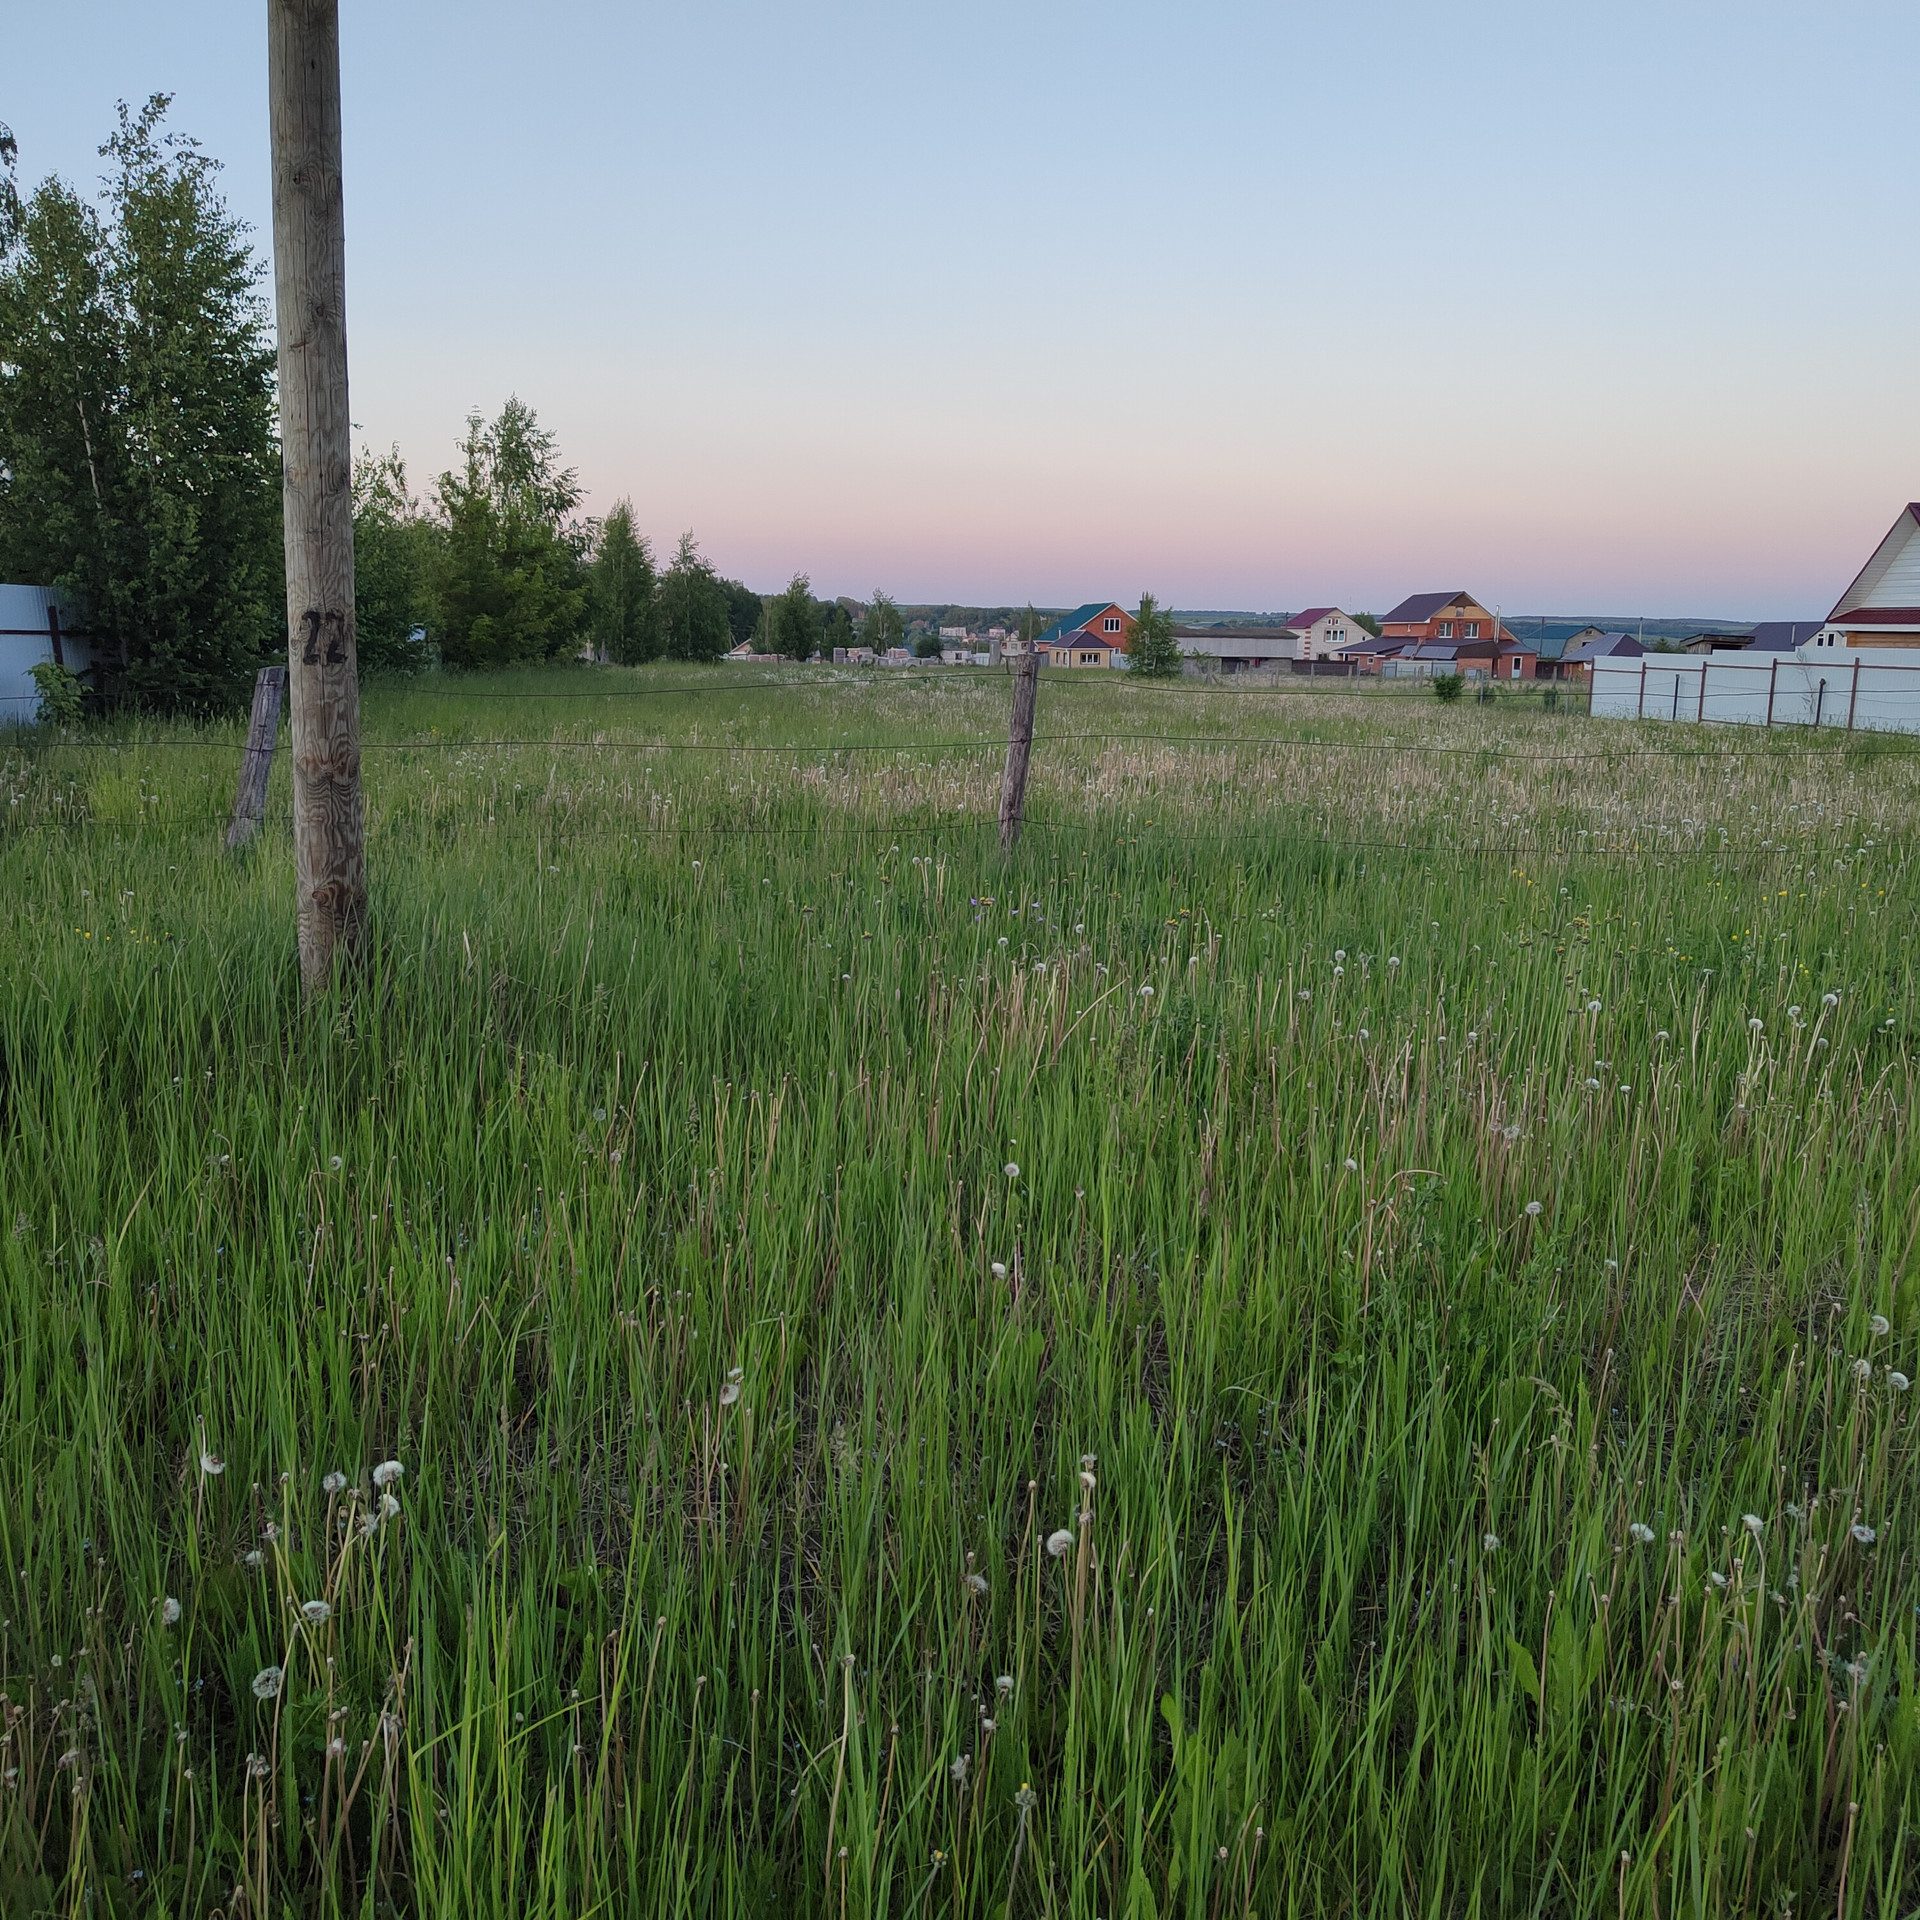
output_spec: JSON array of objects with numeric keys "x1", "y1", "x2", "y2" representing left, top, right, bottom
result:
[
  {"x1": 1869, "y1": 1314, "x2": 1890, "y2": 1338},
  {"x1": 1852, "y1": 1358, "x2": 1872, "y2": 1383},
  {"x1": 995, "y1": 1674, "x2": 1014, "y2": 1696},
  {"x1": 1787, "y1": 1006, "x2": 1801, "y2": 1020},
  {"x1": 1388, "y1": 956, "x2": 1400, "y2": 969},
  {"x1": 1824, "y1": 992, "x2": 1839, "y2": 1007},
  {"x1": 1524, "y1": 1200, "x2": 1543, "y2": 1217},
  {"x1": 1628, "y1": 1522, "x2": 1655, "y2": 1545},
  {"x1": 251, "y1": 1666, "x2": 283, "y2": 1701},
  {"x1": 964, "y1": 1572, "x2": 988, "y2": 1597},
  {"x1": 1850, "y1": 1523, "x2": 1876, "y2": 1546},
  {"x1": 1046, "y1": 1529, "x2": 1074, "y2": 1558},
  {"x1": 1709, "y1": 1571, "x2": 1727, "y2": 1588},
  {"x1": 719, "y1": 1367, "x2": 743, "y2": 1408},
  {"x1": 1743, "y1": 1514, "x2": 1764, "y2": 1536},
  {"x1": 301, "y1": 1600, "x2": 332, "y2": 1626},
  {"x1": 1584, "y1": 1077, "x2": 1600, "y2": 1090},
  {"x1": 1139, "y1": 984, "x2": 1153, "y2": 997},
  {"x1": 1358, "y1": 1028, "x2": 1369, "y2": 1041},
  {"x1": 1587, "y1": 1000, "x2": 1602, "y2": 1015},
  {"x1": 329, "y1": 1155, "x2": 343, "y2": 1171},
  {"x1": 380, "y1": 1493, "x2": 401, "y2": 1519},
  {"x1": 1004, "y1": 1161, "x2": 1019, "y2": 1179},
  {"x1": 950, "y1": 1754, "x2": 970, "y2": 1786},
  {"x1": 1079, "y1": 1466, "x2": 1097, "y2": 1493},
  {"x1": 243, "y1": 1550, "x2": 265, "y2": 1570},
  {"x1": 1668, "y1": 1529, "x2": 1685, "y2": 1545},
  {"x1": 372, "y1": 1460, "x2": 404, "y2": 1489},
  {"x1": 1891, "y1": 1372, "x2": 1910, "y2": 1392},
  {"x1": 1748, "y1": 1017, "x2": 1763, "y2": 1033},
  {"x1": 1655, "y1": 1029, "x2": 1670, "y2": 1042},
  {"x1": 160, "y1": 1597, "x2": 181, "y2": 1627},
  {"x1": 322, "y1": 1472, "x2": 347, "y2": 1495},
  {"x1": 360, "y1": 1512, "x2": 380, "y2": 1538},
  {"x1": 1344, "y1": 1158, "x2": 1358, "y2": 1172},
  {"x1": 200, "y1": 1451, "x2": 225, "y2": 1477},
  {"x1": 1334, "y1": 950, "x2": 1346, "y2": 962},
  {"x1": 989, "y1": 1258, "x2": 1010, "y2": 1280},
  {"x1": 1482, "y1": 1532, "x2": 1499, "y2": 1552}
]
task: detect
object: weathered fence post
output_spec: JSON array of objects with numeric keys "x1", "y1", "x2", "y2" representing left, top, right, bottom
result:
[
  {"x1": 226, "y1": 666, "x2": 288, "y2": 850},
  {"x1": 999, "y1": 650, "x2": 1040, "y2": 854},
  {"x1": 270, "y1": 0, "x2": 366, "y2": 989}
]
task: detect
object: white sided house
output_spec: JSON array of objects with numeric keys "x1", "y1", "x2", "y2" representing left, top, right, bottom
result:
[
  {"x1": 1284, "y1": 607, "x2": 1366, "y2": 661},
  {"x1": 1588, "y1": 505, "x2": 1920, "y2": 734}
]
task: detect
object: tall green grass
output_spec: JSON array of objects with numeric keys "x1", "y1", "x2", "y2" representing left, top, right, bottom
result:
[{"x1": 0, "y1": 664, "x2": 1913, "y2": 1916}]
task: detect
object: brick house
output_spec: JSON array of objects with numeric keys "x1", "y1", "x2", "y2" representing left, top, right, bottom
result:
[{"x1": 1034, "y1": 602, "x2": 1136, "y2": 667}]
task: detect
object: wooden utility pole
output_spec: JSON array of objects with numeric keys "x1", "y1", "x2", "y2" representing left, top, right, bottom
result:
[
  {"x1": 999, "y1": 649, "x2": 1040, "y2": 854},
  {"x1": 269, "y1": 0, "x2": 365, "y2": 989}
]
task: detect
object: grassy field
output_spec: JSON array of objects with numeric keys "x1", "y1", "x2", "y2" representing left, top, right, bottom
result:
[{"x1": 0, "y1": 662, "x2": 1916, "y2": 1917}]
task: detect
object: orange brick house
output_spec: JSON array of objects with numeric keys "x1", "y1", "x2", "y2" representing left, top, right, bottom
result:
[{"x1": 1379, "y1": 590, "x2": 1516, "y2": 649}]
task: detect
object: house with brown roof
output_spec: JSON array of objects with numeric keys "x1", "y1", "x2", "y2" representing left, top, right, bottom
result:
[
  {"x1": 1817, "y1": 504, "x2": 1920, "y2": 649},
  {"x1": 1378, "y1": 590, "x2": 1513, "y2": 647}
]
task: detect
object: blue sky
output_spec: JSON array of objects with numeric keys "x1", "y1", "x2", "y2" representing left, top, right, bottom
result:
[{"x1": 11, "y1": 1, "x2": 1918, "y2": 615}]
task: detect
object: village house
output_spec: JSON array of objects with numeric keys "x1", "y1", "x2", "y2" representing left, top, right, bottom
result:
[
  {"x1": 1378, "y1": 590, "x2": 1514, "y2": 649},
  {"x1": 1383, "y1": 636, "x2": 1503, "y2": 680},
  {"x1": 1560, "y1": 632, "x2": 1643, "y2": 679},
  {"x1": 1034, "y1": 602, "x2": 1135, "y2": 667},
  {"x1": 1284, "y1": 607, "x2": 1367, "y2": 661},
  {"x1": 1816, "y1": 503, "x2": 1920, "y2": 649}
]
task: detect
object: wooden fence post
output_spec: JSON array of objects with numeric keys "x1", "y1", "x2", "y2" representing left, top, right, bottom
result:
[
  {"x1": 270, "y1": 0, "x2": 366, "y2": 990},
  {"x1": 999, "y1": 650, "x2": 1040, "y2": 854},
  {"x1": 226, "y1": 666, "x2": 288, "y2": 850}
]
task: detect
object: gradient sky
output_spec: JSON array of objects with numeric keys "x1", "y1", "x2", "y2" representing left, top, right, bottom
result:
[{"x1": 11, "y1": 2, "x2": 1919, "y2": 616}]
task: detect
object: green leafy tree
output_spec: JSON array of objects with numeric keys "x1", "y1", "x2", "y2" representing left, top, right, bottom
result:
[
  {"x1": 865, "y1": 591, "x2": 903, "y2": 651},
  {"x1": 657, "y1": 532, "x2": 731, "y2": 662},
  {"x1": 1353, "y1": 612, "x2": 1382, "y2": 638},
  {"x1": 1129, "y1": 592, "x2": 1183, "y2": 678},
  {"x1": 353, "y1": 446, "x2": 433, "y2": 676},
  {"x1": 0, "y1": 122, "x2": 22, "y2": 253},
  {"x1": 589, "y1": 499, "x2": 658, "y2": 664},
  {"x1": 720, "y1": 577, "x2": 764, "y2": 653},
  {"x1": 825, "y1": 604, "x2": 855, "y2": 653},
  {"x1": 0, "y1": 97, "x2": 281, "y2": 712},
  {"x1": 771, "y1": 573, "x2": 820, "y2": 661},
  {"x1": 1432, "y1": 672, "x2": 1463, "y2": 703},
  {"x1": 427, "y1": 398, "x2": 589, "y2": 669}
]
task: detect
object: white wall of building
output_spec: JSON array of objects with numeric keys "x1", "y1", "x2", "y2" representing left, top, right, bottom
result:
[{"x1": 1292, "y1": 611, "x2": 1363, "y2": 660}]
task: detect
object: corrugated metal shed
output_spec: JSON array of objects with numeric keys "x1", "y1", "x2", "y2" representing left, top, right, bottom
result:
[{"x1": 0, "y1": 584, "x2": 89, "y2": 723}]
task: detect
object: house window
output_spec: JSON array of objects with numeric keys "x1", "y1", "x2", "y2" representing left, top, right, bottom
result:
[
  {"x1": 1437, "y1": 622, "x2": 1453, "y2": 639},
  {"x1": 1103, "y1": 616, "x2": 1120, "y2": 634},
  {"x1": 1463, "y1": 621, "x2": 1479, "y2": 639}
]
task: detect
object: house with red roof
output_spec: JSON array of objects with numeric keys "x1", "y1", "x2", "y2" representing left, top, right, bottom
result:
[
  {"x1": 1815, "y1": 504, "x2": 1920, "y2": 650},
  {"x1": 1276, "y1": 607, "x2": 1362, "y2": 661}
]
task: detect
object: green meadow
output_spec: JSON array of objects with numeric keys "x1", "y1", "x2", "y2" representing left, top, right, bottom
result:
[{"x1": 0, "y1": 664, "x2": 1914, "y2": 1916}]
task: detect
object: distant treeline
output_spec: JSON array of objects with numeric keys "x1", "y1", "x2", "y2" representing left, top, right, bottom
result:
[{"x1": 0, "y1": 100, "x2": 895, "y2": 709}]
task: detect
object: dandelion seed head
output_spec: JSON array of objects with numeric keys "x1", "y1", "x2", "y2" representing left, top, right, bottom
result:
[
  {"x1": 371, "y1": 1461, "x2": 403, "y2": 1489},
  {"x1": 199, "y1": 1452, "x2": 224, "y2": 1477},
  {"x1": 322, "y1": 1472, "x2": 347, "y2": 1495},
  {"x1": 990, "y1": 1261, "x2": 1008, "y2": 1279},
  {"x1": 250, "y1": 1666, "x2": 283, "y2": 1701},
  {"x1": 301, "y1": 1600, "x2": 332, "y2": 1626},
  {"x1": 242, "y1": 1550, "x2": 264, "y2": 1570},
  {"x1": 1850, "y1": 1523, "x2": 1877, "y2": 1546},
  {"x1": 1869, "y1": 1314, "x2": 1890, "y2": 1338},
  {"x1": 1889, "y1": 1372, "x2": 1909, "y2": 1392},
  {"x1": 1344, "y1": 1157, "x2": 1358, "y2": 1172},
  {"x1": 1853, "y1": 1358, "x2": 1872, "y2": 1383},
  {"x1": 1003, "y1": 1161, "x2": 1019, "y2": 1179},
  {"x1": 160, "y1": 1597, "x2": 181, "y2": 1627},
  {"x1": 1742, "y1": 1514, "x2": 1764, "y2": 1536},
  {"x1": 380, "y1": 1493, "x2": 401, "y2": 1519},
  {"x1": 1587, "y1": 1000, "x2": 1602, "y2": 1015},
  {"x1": 1046, "y1": 1529, "x2": 1074, "y2": 1558},
  {"x1": 1482, "y1": 1532, "x2": 1499, "y2": 1552},
  {"x1": 1524, "y1": 1200, "x2": 1543, "y2": 1217},
  {"x1": 1628, "y1": 1522, "x2": 1655, "y2": 1545},
  {"x1": 718, "y1": 1381, "x2": 741, "y2": 1407},
  {"x1": 1748, "y1": 1017, "x2": 1764, "y2": 1033}
]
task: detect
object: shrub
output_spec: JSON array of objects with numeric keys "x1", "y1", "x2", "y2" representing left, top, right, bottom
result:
[
  {"x1": 1432, "y1": 672, "x2": 1463, "y2": 703},
  {"x1": 28, "y1": 659, "x2": 84, "y2": 725}
]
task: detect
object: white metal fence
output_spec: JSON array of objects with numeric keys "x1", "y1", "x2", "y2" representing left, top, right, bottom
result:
[{"x1": 1589, "y1": 653, "x2": 1920, "y2": 734}]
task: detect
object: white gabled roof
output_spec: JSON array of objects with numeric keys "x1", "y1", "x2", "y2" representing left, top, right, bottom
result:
[{"x1": 1830, "y1": 504, "x2": 1920, "y2": 620}]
